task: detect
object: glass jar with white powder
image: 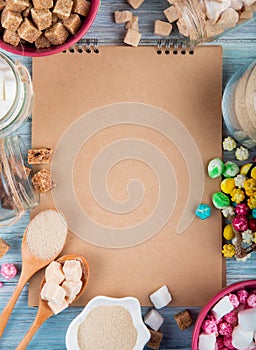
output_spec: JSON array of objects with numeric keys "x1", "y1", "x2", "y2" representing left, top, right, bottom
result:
[
  {"x1": 0, "y1": 52, "x2": 33, "y2": 137},
  {"x1": 222, "y1": 60, "x2": 256, "y2": 149}
]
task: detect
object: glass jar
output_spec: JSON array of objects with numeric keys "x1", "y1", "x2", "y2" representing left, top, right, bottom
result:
[
  {"x1": 0, "y1": 135, "x2": 39, "y2": 226},
  {"x1": 222, "y1": 60, "x2": 256, "y2": 149},
  {"x1": 0, "y1": 52, "x2": 33, "y2": 138},
  {"x1": 175, "y1": 0, "x2": 255, "y2": 48}
]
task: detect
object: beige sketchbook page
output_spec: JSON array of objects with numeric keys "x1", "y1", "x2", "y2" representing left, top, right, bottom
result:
[{"x1": 29, "y1": 45, "x2": 223, "y2": 307}]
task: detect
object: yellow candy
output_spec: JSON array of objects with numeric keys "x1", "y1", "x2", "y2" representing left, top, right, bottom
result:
[
  {"x1": 222, "y1": 244, "x2": 235, "y2": 258},
  {"x1": 248, "y1": 196, "x2": 256, "y2": 209},
  {"x1": 244, "y1": 178, "x2": 256, "y2": 196},
  {"x1": 251, "y1": 167, "x2": 256, "y2": 181},
  {"x1": 231, "y1": 188, "x2": 245, "y2": 203},
  {"x1": 240, "y1": 163, "x2": 252, "y2": 175},
  {"x1": 221, "y1": 178, "x2": 235, "y2": 194},
  {"x1": 223, "y1": 224, "x2": 235, "y2": 240}
]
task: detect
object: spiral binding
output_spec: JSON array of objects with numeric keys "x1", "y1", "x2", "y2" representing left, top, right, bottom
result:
[
  {"x1": 63, "y1": 38, "x2": 100, "y2": 54},
  {"x1": 156, "y1": 39, "x2": 195, "y2": 56}
]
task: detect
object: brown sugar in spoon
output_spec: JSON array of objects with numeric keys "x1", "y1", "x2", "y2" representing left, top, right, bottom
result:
[
  {"x1": 0, "y1": 209, "x2": 68, "y2": 338},
  {"x1": 16, "y1": 254, "x2": 90, "y2": 350}
]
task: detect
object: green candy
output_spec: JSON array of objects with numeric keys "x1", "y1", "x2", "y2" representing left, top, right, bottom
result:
[
  {"x1": 212, "y1": 192, "x2": 230, "y2": 209},
  {"x1": 222, "y1": 161, "x2": 240, "y2": 178},
  {"x1": 207, "y1": 158, "x2": 224, "y2": 178}
]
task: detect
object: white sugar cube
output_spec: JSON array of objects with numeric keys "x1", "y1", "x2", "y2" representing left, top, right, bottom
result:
[
  {"x1": 198, "y1": 333, "x2": 216, "y2": 350},
  {"x1": 45, "y1": 261, "x2": 65, "y2": 285},
  {"x1": 149, "y1": 285, "x2": 172, "y2": 309},
  {"x1": 232, "y1": 325, "x2": 254, "y2": 349},
  {"x1": 40, "y1": 281, "x2": 66, "y2": 306},
  {"x1": 48, "y1": 298, "x2": 68, "y2": 314},
  {"x1": 62, "y1": 280, "x2": 82, "y2": 304},
  {"x1": 63, "y1": 260, "x2": 82, "y2": 282},
  {"x1": 238, "y1": 308, "x2": 256, "y2": 332},
  {"x1": 212, "y1": 295, "x2": 234, "y2": 320},
  {"x1": 144, "y1": 309, "x2": 164, "y2": 332}
]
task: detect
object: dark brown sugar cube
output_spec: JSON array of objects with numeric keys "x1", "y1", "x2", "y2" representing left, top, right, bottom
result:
[
  {"x1": 35, "y1": 33, "x2": 51, "y2": 48},
  {"x1": 31, "y1": 8, "x2": 52, "y2": 30},
  {"x1": 17, "y1": 18, "x2": 41, "y2": 42},
  {"x1": 53, "y1": 0, "x2": 73, "y2": 20},
  {"x1": 28, "y1": 147, "x2": 53, "y2": 164},
  {"x1": 62, "y1": 13, "x2": 81, "y2": 34},
  {"x1": 72, "y1": 0, "x2": 90, "y2": 16},
  {"x1": 32, "y1": 168, "x2": 54, "y2": 193},
  {"x1": 45, "y1": 22, "x2": 68, "y2": 45},
  {"x1": 3, "y1": 28, "x2": 20, "y2": 46},
  {"x1": 6, "y1": 0, "x2": 29, "y2": 12},
  {"x1": 147, "y1": 329, "x2": 163, "y2": 350},
  {"x1": 0, "y1": 238, "x2": 10, "y2": 259},
  {"x1": 174, "y1": 309, "x2": 193, "y2": 330},
  {"x1": 32, "y1": 0, "x2": 53, "y2": 10},
  {"x1": 1, "y1": 8, "x2": 22, "y2": 31},
  {"x1": 51, "y1": 13, "x2": 58, "y2": 24},
  {"x1": 0, "y1": 0, "x2": 5, "y2": 11}
]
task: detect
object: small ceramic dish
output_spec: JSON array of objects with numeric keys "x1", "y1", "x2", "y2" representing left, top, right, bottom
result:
[{"x1": 66, "y1": 295, "x2": 151, "y2": 350}]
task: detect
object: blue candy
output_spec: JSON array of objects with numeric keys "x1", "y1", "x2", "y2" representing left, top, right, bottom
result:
[
  {"x1": 252, "y1": 208, "x2": 256, "y2": 219},
  {"x1": 195, "y1": 204, "x2": 211, "y2": 220}
]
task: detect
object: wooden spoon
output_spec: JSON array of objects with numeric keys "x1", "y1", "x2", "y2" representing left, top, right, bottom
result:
[
  {"x1": 16, "y1": 254, "x2": 89, "y2": 350},
  {"x1": 0, "y1": 209, "x2": 68, "y2": 338}
]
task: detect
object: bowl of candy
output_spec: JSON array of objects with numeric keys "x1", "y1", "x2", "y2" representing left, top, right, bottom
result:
[
  {"x1": 0, "y1": 0, "x2": 100, "y2": 57},
  {"x1": 192, "y1": 280, "x2": 256, "y2": 350}
]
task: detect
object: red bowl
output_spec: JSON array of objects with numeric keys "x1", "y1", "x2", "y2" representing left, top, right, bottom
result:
[
  {"x1": 0, "y1": 0, "x2": 100, "y2": 57},
  {"x1": 192, "y1": 280, "x2": 256, "y2": 350}
]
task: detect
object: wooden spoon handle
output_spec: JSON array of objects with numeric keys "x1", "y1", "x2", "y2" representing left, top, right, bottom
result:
[
  {"x1": 16, "y1": 313, "x2": 44, "y2": 350},
  {"x1": 0, "y1": 273, "x2": 28, "y2": 338}
]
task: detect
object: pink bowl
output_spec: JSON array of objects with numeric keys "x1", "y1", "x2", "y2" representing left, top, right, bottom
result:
[
  {"x1": 0, "y1": 0, "x2": 100, "y2": 57},
  {"x1": 192, "y1": 279, "x2": 256, "y2": 350}
]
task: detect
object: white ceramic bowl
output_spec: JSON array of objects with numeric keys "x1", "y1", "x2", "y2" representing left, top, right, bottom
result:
[{"x1": 66, "y1": 296, "x2": 151, "y2": 350}]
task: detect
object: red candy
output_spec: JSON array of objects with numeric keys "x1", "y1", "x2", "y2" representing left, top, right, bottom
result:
[
  {"x1": 0, "y1": 263, "x2": 17, "y2": 280},
  {"x1": 218, "y1": 321, "x2": 233, "y2": 336},
  {"x1": 249, "y1": 218, "x2": 256, "y2": 231},
  {"x1": 224, "y1": 310, "x2": 238, "y2": 325},
  {"x1": 228, "y1": 293, "x2": 239, "y2": 308},
  {"x1": 237, "y1": 289, "x2": 249, "y2": 304},
  {"x1": 201, "y1": 319, "x2": 218, "y2": 334},
  {"x1": 235, "y1": 203, "x2": 250, "y2": 216},
  {"x1": 247, "y1": 293, "x2": 256, "y2": 308},
  {"x1": 232, "y1": 215, "x2": 248, "y2": 232},
  {"x1": 223, "y1": 335, "x2": 235, "y2": 349}
]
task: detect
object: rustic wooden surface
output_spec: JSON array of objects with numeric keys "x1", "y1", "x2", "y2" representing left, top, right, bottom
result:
[{"x1": 0, "y1": 1, "x2": 256, "y2": 349}]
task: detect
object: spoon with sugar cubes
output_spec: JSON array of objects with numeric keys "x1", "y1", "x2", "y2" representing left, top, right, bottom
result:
[
  {"x1": 0, "y1": 209, "x2": 68, "y2": 337},
  {"x1": 16, "y1": 254, "x2": 90, "y2": 350}
]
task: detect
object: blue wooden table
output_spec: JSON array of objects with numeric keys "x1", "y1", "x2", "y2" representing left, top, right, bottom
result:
[{"x1": 0, "y1": 1, "x2": 256, "y2": 349}]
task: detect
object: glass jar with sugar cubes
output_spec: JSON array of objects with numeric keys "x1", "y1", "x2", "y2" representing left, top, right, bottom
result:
[
  {"x1": 222, "y1": 59, "x2": 256, "y2": 149},
  {"x1": 0, "y1": 51, "x2": 33, "y2": 138},
  {"x1": 0, "y1": 135, "x2": 39, "y2": 226},
  {"x1": 173, "y1": 0, "x2": 255, "y2": 48}
]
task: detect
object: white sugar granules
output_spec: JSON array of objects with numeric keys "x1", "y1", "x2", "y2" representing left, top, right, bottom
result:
[
  {"x1": 26, "y1": 210, "x2": 68, "y2": 260},
  {"x1": 77, "y1": 305, "x2": 138, "y2": 350}
]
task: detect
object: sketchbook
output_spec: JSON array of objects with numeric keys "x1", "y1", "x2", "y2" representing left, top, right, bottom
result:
[{"x1": 29, "y1": 43, "x2": 224, "y2": 307}]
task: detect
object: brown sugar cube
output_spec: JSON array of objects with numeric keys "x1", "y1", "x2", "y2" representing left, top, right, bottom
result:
[
  {"x1": 123, "y1": 28, "x2": 141, "y2": 46},
  {"x1": 31, "y1": 8, "x2": 52, "y2": 30},
  {"x1": 176, "y1": 17, "x2": 189, "y2": 36},
  {"x1": 28, "y1": 148, "x2": 53, "y2": 164},
  {"x1": 127, "y1": 0, "x2": 144, "y2": 9},
  {"x1": 239, "y1": 10, "x2": 254, "y2": 19},
  {"x1": 174, "y1": 309, "x2": 193, "y2": 331},
  {"x1": 45, "y1": 22, "x2": 68, "y2": 45},
  {"x1": 154, "y1": 20, "x2": 172, "y2": 36},
  {"x1": 205, "y1": 19, "x2": 224, "y2": 37},
  {"x1": 32, "y1": 0, "x2": 53, "y2": 10},
  {"x1": 125, "y1": 15, "x2": 139, "y2": 31},
  {"x1": 3, "y1": 28, "x2": 20, "y2": 46},
  {"x1": 114, "y1": 10, "x2": 132, "y2": 24},
  {"x1": 51, "y1": 13, "x2": 58, "y2": 24},
  {"x1": 5, "y1": 0, "x2": 29, "y2": 12},
  {"x1": 1, "y1": 8, "x2": 22, "y2": 31},
  {"x1": 146, "y1": 329, "x2": 163, "y2": 350},
  {"x1": 0, "y1": 0, "x2": 5, "y2": 11},
  {"x1": 63, "y1": 13, "x2": 81, "y2": 34},
  {"x1": 164, "y1": 5, "x2": 179, "y2": 23},
  {"x1": 72, "y1": 0, "x2": 89, "y2": 16},
  {"x1": 35, "y1": 33, "x2": 51, "y2": 47},
  {"x1": 216, "y1": 7, "x2": 239, "y2": 29},
  {"x1": 22, "y1": 3, "x2": 32, "y2": 17},
  {"x1": 0, "y1": 238, "x2": 10, "y2": 259},
  {"x1": 53, "y1": 0, "x2": 73, "y2": 19},
  {"x1": 18, "y1": 18, "x2": 41, "y2": 42},
  {"x1": 32, "y1": 168, "x2": 54, "y2": 193}
]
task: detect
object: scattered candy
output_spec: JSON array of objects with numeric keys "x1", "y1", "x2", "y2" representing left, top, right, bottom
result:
[
  {"x1": 228, "y1": 294, "x2": 239, "y2": 308},
  {"x1": 232, "y1": 215, "x2": 248, "y2": 232},
  {"x1": 235, "y1": 146, "x2": 249, "y2": 161},
  {"x1": 224, "y1": 310, "x2": 238, "y2": 325},
  {"x1": 249, "y1": 218, "x2": 256, "y2": 231},
  {"x1": 247, "y1": 294, "x2": 256, "y2": 308},
  {"x1": 223, "y1": 136, "x2": 236, "y2": 151},
  {"x1": 0, "y1": 263, "x2": 17, "y2": 280},
  {"x1": 237, "y1": 289, "x2": 249, "y2": 304},
  {"x1": 235, "y1": 203, "x2": 250, "y2": 216},
  {"x1": 195, "y1": 204, "x2": 211, "y2": 220},
  {"x1": 218, "y1": 321, "x2": 233, "y2": 336},
  {"x1": 222, "y1": 161, "x2": 240, "y2": 178},
  {"x1": 144, "y1": 309, "x2": 164, "y2": 332},
  {"x1": 221, "y1": 178, "x2": 235, "y2": 194},
  {"x1": 230, "y1": 188, "x2": 245, "y2": 204},
  {"x1": 207, "y1": 157, "x2": 224, "y2": 179},
  {"x1": 149, "y1": 285, "x2": 172, "y2": 309},
  {"x1": 234, "y1": 174, "x2": 246, "y2": 188},
  {"x1": 240, "y1": 163, "x2": 252, "y2": 175},
  {"x1": 223, "y1": 224, "x2": 235, "y2": 241},
  {"x1": 201, "y1": 319, "x2": 218, "y2": 334},
  {"x1": 222, "y1": 206, "x2": 235, "y2": 218},
  {"x1": 242, "y1": 230, "x2": 253, "y2": 245},
  {"x1": 222, "y1": 244, "x2": 235, "y2": 258},
  {"x1": 212, "y1": 192, "x2": 230, "y2": 209},
  {"x1": 252, "y1": 208, "x2": 256, "y2": 218}
]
